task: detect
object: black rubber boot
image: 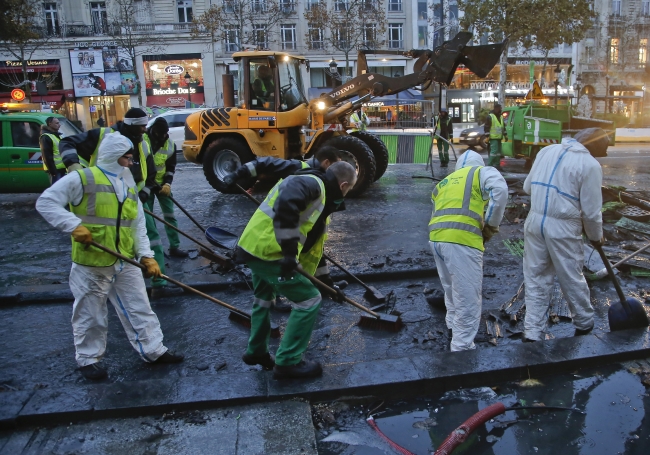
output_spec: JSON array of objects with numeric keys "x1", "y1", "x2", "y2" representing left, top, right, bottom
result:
[
  {"x1": 79, "y1": 363, "x2": 108, "y2": 380},
  {"x1": 153, "y1": 350, "x2": 184, "y2": 364},
  {"x1": 574, "y1": 325, "x2": 594, "y2": 336},
  {"x1": 242, "y1": 352, "x2": 275, "y2": 370},
  {"x1": 273, "y1": 359, "x2": 322, "y2": 380},
  {"x1": 169, "y1": 247, "x2": 189, "y2": 258}
]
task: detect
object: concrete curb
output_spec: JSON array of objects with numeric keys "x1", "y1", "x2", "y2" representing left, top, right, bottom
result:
[
  {"x1": 1, "y1": 327, "x2": 647, "y2": 429},
  {"x1": 0, "y1": 266, "x2": 438, "y2": 306}
]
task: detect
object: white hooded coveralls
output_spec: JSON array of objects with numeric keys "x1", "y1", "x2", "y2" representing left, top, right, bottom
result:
[
  {"x1": 523, "y1": 138, "x2": 603, "y2": 340},
  {"x1": 430, "y1": 149, "x2": 508, "y2": 351},
  {"x1": 36, "y1": 133, "x2": 168, "y2": 367}
]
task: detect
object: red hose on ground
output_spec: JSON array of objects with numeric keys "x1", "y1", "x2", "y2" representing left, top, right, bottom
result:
[
  {"x1": 434, "y1": 402, "x2": 507, "y2": 455},
  {"x1": 366, "y1": 416, "x2": 417, "y2": 455}
]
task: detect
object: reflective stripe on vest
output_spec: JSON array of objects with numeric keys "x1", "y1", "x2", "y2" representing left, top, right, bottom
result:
[
  {"x1": 238, "y1": 174, "x2": 326, "y2": 262},
  {"x1": 429, "y1": 166, "x2": 487, "y2": 251},
  {"x1": 489, "y1": 113, "x2": 504, "y2": 139},
  {"x1": 40, "y1": 133, "x2": 65, "y2": 170},
  {"x1": 71, "y1": 167, "x2": 139, "y2": 266},
  {"x1": 153, "y1": 139, "x2": 175, "y2": 184}
]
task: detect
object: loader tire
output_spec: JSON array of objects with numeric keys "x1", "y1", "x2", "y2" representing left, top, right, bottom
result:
[
  {"x1": 324, "y1": 135, "x2": 376, "y2": 198},
  {"x1": 203, "y1": 137, "x2": 256, "y2": 194},
  {"x1": 349, "y1": 131, "x2": 389, "y2": 181}
]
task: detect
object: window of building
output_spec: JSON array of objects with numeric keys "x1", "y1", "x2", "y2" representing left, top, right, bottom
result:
[
  {"x1": 335, "y1": 1, "x2": 349, "y2": 12},
  {"x1": 44, "y1": 3, "x2": 59, "y2": 35},
  {"x1": 418, "y1": 25, "x2": 428, "y2": 47},
  {"x1": 334, "y1": 28, "x2": 349, "y2": 49},
  {"x1": 610, "y1": 37, "x2": 620, "y2": 64},
  {"x1": 308, "y1": 25, "x2": 324, "y2": 50},
  {"x1": 612, "y1": 0, "x2": 621, "y2": 16},
  {"x1": 225, "y1": 26, "x2": 240, "y2": 52},
  {"x1": 281, "y1": 24, "x2": 296, "y2": 50},
  {"x1": 388, "y1": 23, "x2": 403, "y2": 49},
  {"x1": 362, "y1": 24, "x2": 377, "y2": 48},
  {"x1": 640, "y1": 38, "x2": 648, "y2": 65},
  {"x1": 388, "y1": 0, "x2": 402, "y2": 12},
  {"x1": 362, "y1": 0, "x2": 378, "y2": 11},
  {"x1": 177, "y1": 0, "x2": 193, "y2": 23},
  {"x1": 253, "y1": 24, "x2": 268, "y2": 48},
  {"x1": 280, "y1": 0, "x2": 295, "y2": 13},
  {"x1": 90, "y1": 2, "x2": 108, "y2": 35},
  {"x1": 223, "y1": 0, "x2": 234, "y2": 13},
  {"x1": 252, "y1": 0, "x2": 267, "y2": 13},
  {"x1": 417, "y1": 1, "x2": 427, "y2": 20},
  {"x1": 644, "y1": 1, "x2": 650, "y2": 16},
  {"x1": 305, "y1": 0, "x2": 320, "y2": 11},
  {"x1": 134, "y1": 0, "x2": 151, "y2": 23}
]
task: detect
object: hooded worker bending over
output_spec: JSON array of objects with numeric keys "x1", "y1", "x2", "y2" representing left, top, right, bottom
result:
[
  {"x1": 429, "y1": 149, "x2": 508, "y2": 351},
  {"x1": 523, "y1": 128, "x2": 607, "y2": 342},
  {"x1": 36, "y1": 133, "x2": 184, "y2": 380},
  {"x1": 224, "y1": 146, "x2": 341, "y2": 288},
  {"x1": 235, "y1": 161, "x2": 357, "y2": 379}
]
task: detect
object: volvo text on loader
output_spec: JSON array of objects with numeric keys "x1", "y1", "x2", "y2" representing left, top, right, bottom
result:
[{"x1": 182, "y1": 32, "x2": 506, "y2": 197}]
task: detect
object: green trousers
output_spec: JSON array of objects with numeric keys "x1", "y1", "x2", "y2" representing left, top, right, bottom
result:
[
  {"x1": 245, "y1": 259, "x2": 322, "y2": 366},
  {"x1": 488, "y1": 139, "x2": 502, "y2": 167},
  {"x1": 437, "y1": 138, "x2": 450, "y2": 165},
  {"x1": 144, "y1": 192, "x2": 181, "y2": 288}
]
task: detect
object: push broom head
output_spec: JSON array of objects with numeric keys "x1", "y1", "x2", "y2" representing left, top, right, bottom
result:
[{"x1": 358, "y1": 313, "x2": 403, "y2": 332}]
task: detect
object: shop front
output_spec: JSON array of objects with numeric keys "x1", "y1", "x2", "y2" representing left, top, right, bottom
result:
[
  {"x1": 0, "y1": 59, "x2": 73, "y2": 116},
  {"x1": 446, "y1": 90, "x2": 480, "y2": 124},
  {"x1": 143, "y1": 54, "x2": 205, "y2": 107}
]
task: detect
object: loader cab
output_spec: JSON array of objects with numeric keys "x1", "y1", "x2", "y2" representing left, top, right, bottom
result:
[{"x1": 236, "y1": 53, "x2": 308, "y2": 114}]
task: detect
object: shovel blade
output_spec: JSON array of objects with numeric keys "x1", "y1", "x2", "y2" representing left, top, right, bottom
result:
[
  {"x1": 608, "y1": 297, "x2": 649, "y2": 331},
  {"x1": 205, "y1": 226, "x2": 239, "y2": 250}
]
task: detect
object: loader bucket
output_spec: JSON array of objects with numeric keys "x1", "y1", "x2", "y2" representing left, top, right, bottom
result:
[{"x1": 450, "y1": 40, "x2": 508, "y2": 83}]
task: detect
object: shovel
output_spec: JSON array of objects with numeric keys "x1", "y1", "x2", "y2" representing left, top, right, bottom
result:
[
  {"x1": 592, "y1": 242, "x2": 649, "y2": 331},
  {"x1": 167, "y1": 194, "x2": 208, "y2": 232},
  {"x1": 88, "y1": 240, "x2": 280, "y2": 338},
  {"x1": 234, "y1": 184, "x2": 387, "y2": 303}
]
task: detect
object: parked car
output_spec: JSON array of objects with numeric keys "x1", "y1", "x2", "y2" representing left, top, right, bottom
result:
[
  {"x1": 0, "y1": 112, "x2": 82, "y2": 193},
  {"x1": 147, "y1": 108, "x2": 205, "y2": 150},
  {"x1": 458, "y1": 125, "x2": 488, "y2": 150}
]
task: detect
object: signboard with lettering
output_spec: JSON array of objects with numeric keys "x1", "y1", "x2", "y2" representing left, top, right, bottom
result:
[
  {"x1": 164, "y1": 65, "x2": 184, "y2": 75},
  {"x1": 69, "y1": 47, "x2": 138, "y2": 97}
]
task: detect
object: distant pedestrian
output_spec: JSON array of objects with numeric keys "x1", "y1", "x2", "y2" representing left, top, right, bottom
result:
[
  {"x1": 386, "y1": 109, "x2": 393, "y2": 127},
  {"x1": 35, "y1": 133, "x2": 184, "y2": 380},
  {"x1": 428, "y1": 149, "x2": 508, "y2": 351},
  {"x1": 522, "y1": 128, "x2": 608, "y2": 342},
  {"x1": 40, "y1": 117, "x2": 66, "y2": 185},
  {"x1": 484, "y1": 103, "x2": 508, "y2": 170},
  {"x1": 97, "y1": 115, "x2": 105, "y2": 127},
  {"x1": 435, "y1": 107, "x2": 453, "y2": 168}
]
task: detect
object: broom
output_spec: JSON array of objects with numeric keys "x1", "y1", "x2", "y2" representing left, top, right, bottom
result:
[{"x1": 88, "y1": 241, "x2": 280, "y2": 338}]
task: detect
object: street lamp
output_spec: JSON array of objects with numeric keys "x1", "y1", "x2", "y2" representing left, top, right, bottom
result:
[
  {"x1": 329, "y1": 58, "x2": 338, "y2": 89},
  {"x1": 554, "y1": 64, "x2": 561, "y2": 106},
  {"x1": 184, "y1": 71, "x2": 192, "y2": 105},
  {"x1": 394, "y1": 72, "x2": 401, "y2": 127},
  {"x1": 575, "y1": 74, "x2": 583, "y2": 102}
]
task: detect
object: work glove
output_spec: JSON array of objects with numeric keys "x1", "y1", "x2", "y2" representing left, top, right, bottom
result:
[
  {"x1": 138, "y1": 190, "x2": 149, "y2": 204},
  {"x1": 159, "y1": 183, "x2": 171, "y2": 197},
  {"x1": 482, "y1": 225, "x2": 500, "y2": 243},
  {"x1": 223, "y1": 172, "x2": 238, "y2": 187},
  {"x1": 140, "y1": 257, "x2": 162, "y2": 278},
  {"x1": 224, "y1": 166, "x2": 251, "y2": 187},
  {"x1": 278, "y1": 255, "x2": 299, "y2": 278},
  {"x1": 67, "y1": 163, "x2": 83, "y2": 173},
  {"x1": 71, "y1": 225, "x2": 93, "y2": 244}
]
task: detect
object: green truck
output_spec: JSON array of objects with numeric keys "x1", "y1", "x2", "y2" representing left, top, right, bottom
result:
[
  {"x1": 500, "y1": 103, "x2": 615, "y2": 168},
  {"x1": 0, "y1": 111, "x2": 81, "y2": 193}
]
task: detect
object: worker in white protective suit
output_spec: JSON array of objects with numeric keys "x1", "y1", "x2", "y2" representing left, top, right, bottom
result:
[
  {"x1": 429, "y1": 149, "x2": 508, "y2": 351},
  {"x1": 523, "y1": 128, "x2": 608, "y2": 341},
  {"x1": 36, "y1": 133, "x2": 184, "y2": 380}
]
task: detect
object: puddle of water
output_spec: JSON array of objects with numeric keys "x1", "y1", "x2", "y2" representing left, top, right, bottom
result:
[{"x1": 317, "y1": 363, "x2": 650, "y2": 455}]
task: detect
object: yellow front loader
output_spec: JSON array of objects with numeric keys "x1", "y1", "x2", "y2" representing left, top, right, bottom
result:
[{"x1": 182, "y1": 32, "x2": 505, "y2": 197}]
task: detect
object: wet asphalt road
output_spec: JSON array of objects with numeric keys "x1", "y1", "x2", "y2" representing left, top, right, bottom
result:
[{"x1": 0, "y1": 145, "x2": 649, "y2": 390}]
